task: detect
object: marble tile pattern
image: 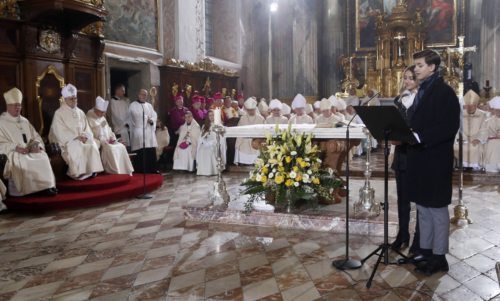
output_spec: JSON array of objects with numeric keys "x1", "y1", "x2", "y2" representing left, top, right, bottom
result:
[{"x1": 0, "y1": 170, "x2": 499, "y2": 300}]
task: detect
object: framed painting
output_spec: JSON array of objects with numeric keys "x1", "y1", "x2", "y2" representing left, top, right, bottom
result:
[
  {"x1": 355, "y1": 0, "x2": 459, "y2": 51},
  {"x1": 104, "y1": 0, "x2": 160, "y2": 52}
]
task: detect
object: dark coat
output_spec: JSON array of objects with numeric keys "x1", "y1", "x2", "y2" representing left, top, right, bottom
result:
[
  {"x1": 404, "y1": 77, "x2": 460, "y2": 208},
  {"x1": 391, "y1": 95, "x2": 414, "y2": 171}
]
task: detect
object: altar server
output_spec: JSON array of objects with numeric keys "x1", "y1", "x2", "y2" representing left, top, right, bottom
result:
[
  {"x1": 87, "y1": 96, "x2": 134, "y2": 175},
  {"x1": 49, "y1": 84, "x2": 103, "y2": 180},
  {"x1": 128, "y1": 89, "x2": 159, "y2": 173},
  {"x1": 289, "y1": 94, "x2": 314, "y2": 124},
  {"x1": 481, "y1": 96, "x2": 500, "y2": 172},
  {"x1": 316, "y1": 98, "x2": 345, "y2": 127},
  {"x1": 455, "y1": 90, "x2": 487, "y2": 170},
  {"x1": 266, "y1": 99, "x2": 288, "y2": 124},
  {"x1": 197, "y1": 110, "x2": 226, "y2": 175},
  {"x1": 234, "y1": 97, "x2": 265, "y2": 164},
  {"x1": 173, "y1": 111, "x2": 200, "y2": 172},
  {"x1": 109, "y1": 83, "x2": 130, "y2": 147},
  {"x1": 0, "y1": 88, "x2": 57, "y2": 195}
]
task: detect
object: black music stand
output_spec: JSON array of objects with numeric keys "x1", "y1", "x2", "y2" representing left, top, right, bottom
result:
[{"x1": 353, "y1": 106, "x2": 417, "y2": 288}]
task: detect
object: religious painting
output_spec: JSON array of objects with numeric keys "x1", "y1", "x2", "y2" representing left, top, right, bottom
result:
[
  {"x1": 355, "y1": 0, "x2": 384, "y2": 51},
  {"x1": 355, "y1": 0, "x2": 458, "y2": 51},
  {"x1": 104, "y1": 0, "x2": 160, "y2": 51}
]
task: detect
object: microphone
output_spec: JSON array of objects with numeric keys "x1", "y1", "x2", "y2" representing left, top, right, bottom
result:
[{"x1": 360, "y1": 91, "x2": 381, "y2": 107}]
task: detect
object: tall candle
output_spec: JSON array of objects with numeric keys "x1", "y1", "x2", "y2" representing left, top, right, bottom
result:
[
  {"x1": 214, "y1": 108, "x2": 222, "y2": 126},
  {"x1": 364, "y1": 56, "x2": 368, "y2": 81}
]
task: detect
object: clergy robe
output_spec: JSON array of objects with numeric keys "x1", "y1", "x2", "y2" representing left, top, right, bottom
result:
[
  {"x1": 289, "y1": 114, "x2": 314, "y2": 124},
  {"x1": 454, "y1": 109, "x2": 488, "y2": 168},
  {"x1": 173, "y1": 121, "x2": 201, "y2": 171},
  {"x1": 196, "y1": 124, "x2": 226, "y2": 176},
  {"x1": 86, "y1": 109, "x2": 134, "y2": 175},
  {"x1": 128, "y1": 101, "x2": 158, "y2": 173},
  {"x1": 155, "y1": 127, "x2": 170, "y2": 161},
  {"x1": 109, "y1": 96, "x2": 130, "y2": 146},
  {"x1": 49, "y1": 104, "x2": 103, "y2": 179},
  {"x1": 234, "y1": 114, "x2": 265, "y2": 164},
  {"x1": 0, "y1": 112, "x2": 56, "y2": 195},
  {"x1": 265, "y1": 115, "x2": 288, "y2": 124},
  {"x1": 223, "y1": 106, "x2": 239, "y2": 120},
  {"x1": 481, "y1": 115, "x2": 500, "y2": 172},
  {"x1": 315, "y1": 114, "x2": 345, "y2": 127}
]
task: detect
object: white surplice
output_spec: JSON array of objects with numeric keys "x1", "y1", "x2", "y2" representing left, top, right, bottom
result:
[
  {"x1": 265, "y1": 115, "x2": 289, "y2": 125},
  {"x1": 196, "y1": 125, "x2": 226, "y2": 176},
  {"x1": 109, "y1": 96, "x2": 130, "y2": 146},
  {"x1": 288, "y1": 114, "x2": 314, "y2": 124},
  {"x1": 128, "y1": 101, "x2": 158, "y2": 152},
  {"x1": 49, "y1": 103, "x2": 104, "y2": 179},
  {"x1": 173, "y1": 121, "x2": 201, "y2": 171},
  {"x1": 86, "y1": 109, "x2": 134, "y2": 175},
  {"x1": 0, "y1": 112, "x2": 55, "y2": 195}
]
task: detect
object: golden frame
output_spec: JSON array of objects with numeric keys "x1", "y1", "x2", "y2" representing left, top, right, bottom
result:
[
  {"x1": 354, "y1": 0, "x2": 459, "y2": 51},
  {"x1": 35, "y1": 65, "x2": 65, "y2": 135}
]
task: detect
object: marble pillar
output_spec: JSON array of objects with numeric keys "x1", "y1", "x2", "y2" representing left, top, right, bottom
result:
[
  {"x1": 175, "y1": 0, "x2": 204, "y2": 62},
  {"x1": 480, "y1": 0, "x2": 500, "y2": 95},
  {"x1": 212, "y1": 0, "x2": 241, "y2": 64},
  {"x1": 163, "y1": 0, "x2": 176, "y2": 59},
  {"x1": 319, "y1": 0, "x2": 345, "y2": 98}
]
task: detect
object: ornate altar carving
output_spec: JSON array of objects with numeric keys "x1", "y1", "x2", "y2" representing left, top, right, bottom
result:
[
  {"x1": 443, "y1": 36, "x2": 476, "y2": 96},
  {"x1": 164, "y1": 57, "x2": 238, "y2": 77},
  {"x1": 80, "y1": 21, "x2": 104, "y2": 37},
  {"x1": 0, "y1": 0, "x2": 19, "y2": 19},
  {"x1": 38, "y1": 29, "x2": 61, "y2": 54},
  {"x1": 35, "y1": 65, "x2": 65, "y2": 137}
]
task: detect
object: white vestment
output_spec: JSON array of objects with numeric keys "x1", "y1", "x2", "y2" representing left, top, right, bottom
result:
[
  {"x1": 173, "y1": 121, "x2": 201, "y2": 171},
  {"x1": 481, "y1": 116, "x2": 500, "y2": 172},
  {"x1": 454, "y1": 109, "x2": 487, "y2": 168},
  {"x1": 234, "y1": 114, "x2": 265, "y2": 164},
  {"x1": 86, "y1": 109, "x2": 134, "y2": 175},
  {"x1": 315, "y1": 114, "x2": 345, "y2": 127},
  {"x1": 109, "y1": 96, "x2": 130, "y2": 146},
  {"x1": 196, "y1": 125, "x2": 227, "y2": 176},
  {"x1": 265, "y1": 115, "x2": 289, "y2": 124},
  {"x1": 155, "y1": 128, "x2": 170, "y2": 160},
  {"x1": 49, "y1": 104, "x2": 103, "y2": 179},
  {"x1": 0, "y1": 113, "x2": 55, "y2": 195},
  {"x1": 289, "y1": 114, "x2": 314, "y2": 124},
  {"x1": 128, "y1": 101, "x2": 158, "y2": 151}
]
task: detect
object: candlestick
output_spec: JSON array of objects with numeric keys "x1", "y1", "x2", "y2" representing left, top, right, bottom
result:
[
  {"x1": 214, "y1": 108, "x2": 222, "y2": 126},
  {"x1": 364, "y1": 56, "x2": 368, "y2": 82}
]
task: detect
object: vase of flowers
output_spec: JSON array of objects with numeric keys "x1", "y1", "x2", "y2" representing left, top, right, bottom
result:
[{"x1": 241, "y1": 124, "x2": 343, "y2": 213}]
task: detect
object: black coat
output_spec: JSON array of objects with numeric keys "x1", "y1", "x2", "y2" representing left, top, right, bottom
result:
[
  {"x1": 404, "y1": 77, "x2": 460, "y2": 208},
  {"x1": 391, "y1": 95, "x2": 414, "y2": 171}
]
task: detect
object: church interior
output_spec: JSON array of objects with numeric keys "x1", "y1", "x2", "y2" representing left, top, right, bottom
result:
[{"x1": 0, "y1": 0, "x2": 500, "y2": 300}]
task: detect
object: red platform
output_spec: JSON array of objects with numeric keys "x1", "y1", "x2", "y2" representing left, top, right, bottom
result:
[{"x1": 4, "y1": 173, "x2": 164, "y2": 211}]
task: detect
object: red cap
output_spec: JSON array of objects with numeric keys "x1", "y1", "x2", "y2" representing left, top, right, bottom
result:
[
  {"x1": 174, "y1": 94, "x2": 183, "y2": 101},
  {"x1": 213, "y1": 92, "x2": 223, "y2": 100},
  {"x1": 237, "y1": 93, "x2": 244, "y2": 100},
  {"x1": 192, "y1": 95, "x2": 201, "y2": 104},
  {"x1": 207, "y1": 97, "x2": 215, "y2": 106}
]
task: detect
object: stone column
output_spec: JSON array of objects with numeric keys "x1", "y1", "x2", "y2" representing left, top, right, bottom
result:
[
  {"x1": 319, "y1": 0, "x2": 345, "y2": 97},
  {"x1": 175, "y1": 0, "x2": 204, "y2": 62},
  {"x1": 480, "y1": 0, "x2": 500, "y2": 95},
  {"x1": 464, "y1": 0, "x2": 482, "y2": 85}
]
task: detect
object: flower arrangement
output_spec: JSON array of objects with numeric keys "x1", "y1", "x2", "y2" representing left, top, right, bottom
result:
[{"x1": 241, "y1": 124, "x2": 343, "y2": 212}]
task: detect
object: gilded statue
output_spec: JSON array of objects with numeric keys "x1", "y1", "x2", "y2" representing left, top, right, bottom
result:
[
  {"x1": 231, "y1": 89, "x2": 236, "y2": 99},
  {"x1": 202, "y1": 77, "x2": 211, "y2": 96},
  {"x1": 0, "y1": 0, "x2": 18, "y2": 18},
  {"x1": 172, "y1": 83, "x2": 179, "y2": 97},
  {"x1": 221, "y1": 88, "x2": 227, "y2": 97},
  {"x1": 185, "y1": 84, "x2": 192, "y2": 98}
]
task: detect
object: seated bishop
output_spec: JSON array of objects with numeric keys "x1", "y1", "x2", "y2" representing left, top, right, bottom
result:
[
  {"x1": 455, "y1": 90, "x2": 488, "y2": 170},
  {"x1": 173, "y1": 111, "x2": 200, "y2": 172},
  {"x1": 49, "y1": 84, "x2": 104, "y2": 180},
  {"x1": 265, "y1": 99, "x2": 288, "y2": 124},
  {"x1": 234, "y1": 97, "x2": 265, "y2": 165},
  {"x1": 87, "y1": 96, "x2": 134, "y2": 175},
  {"x1": 316, "y1": 98, "x2": 344, "y2": 127},
  {"x1": 0, "y1": 88, "x2": 57, "y2": 196},
  {"x1": 481, "y1": 96, "x2": 500, "y2": 172},
  {"x1": 289, "y1": 94, "x2": 314, "y2": 124}
]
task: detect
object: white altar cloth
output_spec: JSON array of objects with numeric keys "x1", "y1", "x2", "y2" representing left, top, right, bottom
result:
[{"x1": 224, "y1": 124, "x2": 367, "y2": 139}]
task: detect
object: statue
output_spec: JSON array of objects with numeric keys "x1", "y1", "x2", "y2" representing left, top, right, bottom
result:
[
  {"x1": 202, "y1": 77, "x2": 211, "y2": 96},
  {"x1": 171, "y1": 83, "x2": 179, "y2": 97}
]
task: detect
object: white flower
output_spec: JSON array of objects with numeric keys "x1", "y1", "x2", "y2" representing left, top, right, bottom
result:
[
  {"x1": 289, "y1": 171, "x2": 297, "y2": 179},
  {"x1": 256, "y1": 174, "x2": 262, "y2": 181},
  {"x1": 290, "y1": 151, "x2": 297, "y2": 156},
  {"x1": 316, "y1": 158, "x2": 322, "y2": 163},
  {"x1": 302, "y1": 173, "x2": 310, "y2": 182},
  {"x1": 272, "y1": 168, "x2": 277, "y2": 173},
  {"x1": 268, "y1": 173, "x2": 274, "y2": 179},
  {"x1": 294, "y1": 181, "x2": 300, "y2": 187},
  {"x1": 307, "y1": 170, "x2": 312, "y2": 175},
  {"x1": 304, "y1": 158, "x2": 310, "y2": 162}
]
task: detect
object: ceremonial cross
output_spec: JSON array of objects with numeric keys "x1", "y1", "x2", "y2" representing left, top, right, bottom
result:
[{"x1": 446, "y1": 35, "x2": 477, "y2": 96}]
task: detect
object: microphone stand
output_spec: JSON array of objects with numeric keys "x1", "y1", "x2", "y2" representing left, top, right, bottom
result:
[
  {"x1": 136, "y1": 101, "x2": 152, "y2": 199},
  {"x1": 333, "y1": 92, "x2": 380, "y2": 270}
]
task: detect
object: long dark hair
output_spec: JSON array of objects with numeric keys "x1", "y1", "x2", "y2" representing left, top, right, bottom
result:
[{"x1": 202, "y1": 110, "x2": 214, "y2": 135}]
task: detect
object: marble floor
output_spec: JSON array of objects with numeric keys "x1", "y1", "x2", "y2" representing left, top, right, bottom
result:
[{"x1": 0, "y1": 172, "x2": 499, "y2": 301}]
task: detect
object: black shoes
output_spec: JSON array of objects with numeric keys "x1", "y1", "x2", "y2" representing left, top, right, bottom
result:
[
  {"x1": 415, "y1": 254, "x2": 449, "y2": 276},
  {"x1": 45, "y1": 187, "x2": 58, "y2": 196},
  {"x1": 391, "y1": 232, "x2": 410, "y2": 251}
]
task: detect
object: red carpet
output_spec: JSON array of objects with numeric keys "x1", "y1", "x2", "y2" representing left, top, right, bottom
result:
[{"x1": 4, "y1": 173, "x2": 164, "y2": 212}]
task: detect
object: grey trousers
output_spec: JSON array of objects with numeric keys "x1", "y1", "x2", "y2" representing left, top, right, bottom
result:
[{"x1": 416, "y1": 204, "x2": 450, "y2": 255}]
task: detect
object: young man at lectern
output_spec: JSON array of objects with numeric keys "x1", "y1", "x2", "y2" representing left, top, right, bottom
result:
[{"x1": 400, "y1": 49, "x2": 460, "y2": 276}]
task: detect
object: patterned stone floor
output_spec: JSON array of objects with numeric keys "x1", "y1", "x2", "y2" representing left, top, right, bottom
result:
[{"x1": 0, "y1": 172, "x2": 499, "y2": 301}]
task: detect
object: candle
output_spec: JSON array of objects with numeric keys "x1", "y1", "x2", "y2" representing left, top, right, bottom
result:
[
  {"x1": 364, "y1": 56, "x2": 368, "y2": 81},
  {"x1": 214, "y1": 108, "x2": 222, "y2": 126}
]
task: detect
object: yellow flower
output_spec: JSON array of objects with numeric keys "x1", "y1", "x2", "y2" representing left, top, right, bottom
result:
[
  {"x1": 275, "y1": 175, "x2": 284, "y2": 184},
  {"x1": 293, "y1": 166, "x2": 299, "y2": 172},
  {"x1": 297, "y1": 157, "x2": 303, "y2": 163},
  {"x1": 296, "y1": 174, "x2": 303, "y2": 182},
  {"x1": 261, "y1": 175, "x2": 268, "y2": 183},
  {"x1": 285, "y1": 179, "x2": 293, "y2": 187},
  {"x1": 299, "y1": 161, "x2": 308, "y2": 168},
  {"x1": 285, "y1": 156, "x2": 292, "y2": 163},
  {"x1": 262, "y1": 166, "x2": 269, "y2": 174},
  {"x1": 312, "y1": 177, "x2": 320, "y2": 184}
]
